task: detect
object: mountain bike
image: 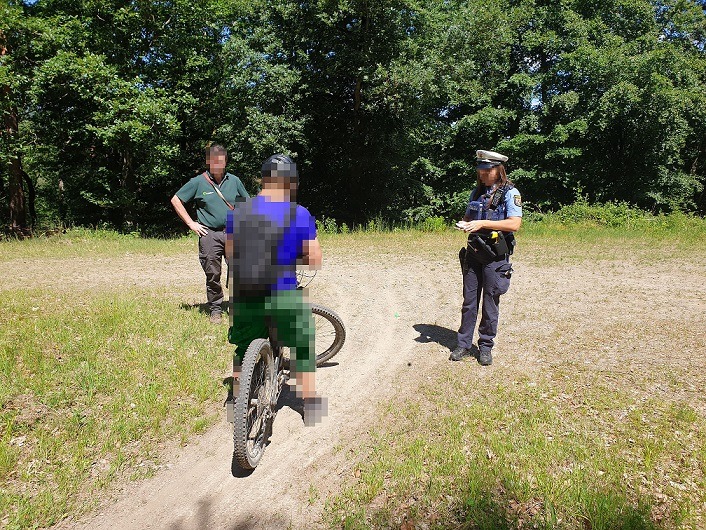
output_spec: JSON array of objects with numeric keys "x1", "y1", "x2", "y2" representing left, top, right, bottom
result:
[{"x1": 227, "y1": 272, "x2": 345, "y2": 470}]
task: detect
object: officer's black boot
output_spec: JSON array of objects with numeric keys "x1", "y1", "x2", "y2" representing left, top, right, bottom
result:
[
  {"x1": 478, "y1": 349, "x2": 493, "y2": 366},
  {"x1": 449, "y1": 347, "x2": 472, "y2": 361}
]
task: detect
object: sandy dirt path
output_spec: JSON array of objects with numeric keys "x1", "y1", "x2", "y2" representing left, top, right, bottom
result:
[
  {"x1": 2, "y1": 240, "x2": 703, "y2": 530},
  {"x1": 34, "y1": 252, "x2": 444, "y2": 530}
]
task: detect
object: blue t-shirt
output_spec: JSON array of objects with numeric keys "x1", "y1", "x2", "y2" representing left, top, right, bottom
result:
[
  {"x1": 226, "y1": 196, "x2": 317, "y2": 291},
  {"x1": 465, "y1": 186, "x2": 523, "y2": 224}
]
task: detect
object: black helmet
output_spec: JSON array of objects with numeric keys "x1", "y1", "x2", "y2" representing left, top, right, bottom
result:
[{"x1": 261, "y1": 154, "x2": 298, "y2": 182}]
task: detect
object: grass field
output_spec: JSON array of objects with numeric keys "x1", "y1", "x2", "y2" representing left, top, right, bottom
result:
[
  {"x1": 0, "y1": 287, "x2": 229, "y2": 529},
  {"x1": 1, "y1": 212, "x2": 705, "y2": 529},
  {"x1": 327, "y1": 369, "x2": 706, "y2": 529}
]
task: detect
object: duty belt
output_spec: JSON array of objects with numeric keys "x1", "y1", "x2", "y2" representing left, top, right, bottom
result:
[{"x1": 466, "y1": 231, "x2": 510, "y2": 265}]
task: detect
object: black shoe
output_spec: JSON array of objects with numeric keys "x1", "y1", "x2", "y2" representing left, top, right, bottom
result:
[
  {"x1": 449, "y1": 347, "x2": 472, "y2": 361},
  {"x1": 478, "y1": 349, "x2": 493, "y2": 366}
]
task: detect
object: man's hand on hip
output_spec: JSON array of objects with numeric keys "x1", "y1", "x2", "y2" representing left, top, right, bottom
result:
[{"x1": 189, "y1": 221, "x2": 209, "y2": 237}]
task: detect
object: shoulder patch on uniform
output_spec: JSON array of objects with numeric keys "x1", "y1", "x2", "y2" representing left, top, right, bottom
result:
[{"x1": 514, "y1": 194, "x2": 522, "y2": 207}]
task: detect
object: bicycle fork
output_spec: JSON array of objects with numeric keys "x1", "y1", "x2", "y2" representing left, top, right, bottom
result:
[{"x1": 225, "y1": 356, "x2": 285, "y2": 424}]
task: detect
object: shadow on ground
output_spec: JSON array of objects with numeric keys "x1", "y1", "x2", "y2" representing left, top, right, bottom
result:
[
  {"x1": 413, "y1": 323, "x2": 457, "y2": 350},
  {"x1": 168, "y1": 496, "x2": 294, "y2": 529},
  {"x1": 351, "y1": 475, "x2": 660, "y2": 530},
  {"x1": 179, "y1": 301, "x2": 229, "y2": 316},
  {"x1": 440, "y1": 478, "x2": 660, "y2": 530}
]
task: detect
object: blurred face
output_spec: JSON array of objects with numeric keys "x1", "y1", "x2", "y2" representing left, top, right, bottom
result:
[
  {"x1": 477, "y1": 166, "x2": 501, "y2": 187},
  {"x1": 263, "y1": 176, "x2": 297, "y2": 194},
  {"x1": 207, "y1": 153, "x2": 227, "y2": 175}
]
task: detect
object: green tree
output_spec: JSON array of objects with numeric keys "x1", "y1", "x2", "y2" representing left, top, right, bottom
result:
[
  {"x1": 1, "y1": 1, "x2": 37, "y2": 235},
  {"x1": 3, "y1": 0, "x2": 705, "y2": 232},
  {"x1": 499, "y1": 0, "x2": 706, "y2": 212}
]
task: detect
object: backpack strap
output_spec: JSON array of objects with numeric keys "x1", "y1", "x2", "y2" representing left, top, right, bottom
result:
[
  {"x1": 284, "y1": 202, "x2": 297, "y2": 232},
  {"x1": 488, "y1": 183, "x2": 513, "y2": 210},
  {"x1": 202, "y1": 172, "x2": 235, "y2": 210},
  {"x1": 470, "y1": 183, "x2": 512, "y2": 208},
  {"x1": 471, "y1": 186, "x2": 485, "y2": 202}
]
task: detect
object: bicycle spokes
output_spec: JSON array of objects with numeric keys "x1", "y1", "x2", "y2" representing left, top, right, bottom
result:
[
  {"x1": 314, "y1": 313, "x2": 336, "y2": 354},
  {"x1": 246, "y1": 357, "x2": 269, "y2": 448}
]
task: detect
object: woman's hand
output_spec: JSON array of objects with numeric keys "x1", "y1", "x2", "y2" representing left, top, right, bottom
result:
[{"x1": 459, "y1": 220, "x2": 484, "y2": 233}]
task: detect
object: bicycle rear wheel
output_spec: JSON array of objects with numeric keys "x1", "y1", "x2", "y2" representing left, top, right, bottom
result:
[
  {"x1": 233, "y1": 338, "x2": 275, "y2": 470},
  {"x1": 311, "y1": 304, "x2": 346, "y2": 365},
  {"x1": 281, "y1": 304, "x2": 346, "y2": 368}
]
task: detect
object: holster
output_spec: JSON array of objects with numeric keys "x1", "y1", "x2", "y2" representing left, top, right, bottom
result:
[
  {"x1": 506, "y1": 232, "x2": 516, "y2": 255},
  {"x1": 491, "y1": 232, "x2": 510, "y2": 256},
  {"x1": 459, "y1": 247, "x2": 470, "y2": 275},
  {"x1": 466, "y1": 231, "x2": 510, "y2": 265}
]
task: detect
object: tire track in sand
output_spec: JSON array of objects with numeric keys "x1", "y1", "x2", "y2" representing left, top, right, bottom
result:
[{"x1": 55, "y1": 256, "x2": 427, "y2": 530}]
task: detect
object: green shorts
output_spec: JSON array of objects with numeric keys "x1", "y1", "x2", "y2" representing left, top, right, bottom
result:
[{"x1": 228, "y1": 289, "x2": 315, "y2": 373}]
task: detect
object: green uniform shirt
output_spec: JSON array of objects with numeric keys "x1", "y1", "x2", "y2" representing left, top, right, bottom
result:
[{"x1": 175, "y1": 172, "x2": 249, "y2": 229}]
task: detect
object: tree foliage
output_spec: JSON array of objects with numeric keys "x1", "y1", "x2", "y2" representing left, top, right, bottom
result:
[{"x1": 1, "y1": 0, "x2": 705, "y2": 233}]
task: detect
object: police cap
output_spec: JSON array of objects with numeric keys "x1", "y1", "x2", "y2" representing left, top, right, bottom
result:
[{"x1": 476, "y1": 150, "x2": 508, "y2": 169}]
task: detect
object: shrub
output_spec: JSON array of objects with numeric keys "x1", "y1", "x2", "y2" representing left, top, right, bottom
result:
[
  {"x1": 316, "y1": 217, "x2": 339, "y2": 234},
  {"x1": 419, "y1": 216, "x2": 447, "y2": 232},
  {"x1": 553, "y1": 200, "x2": 645, "y2": 228}
]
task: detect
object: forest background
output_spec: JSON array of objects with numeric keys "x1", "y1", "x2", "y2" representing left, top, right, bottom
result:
[{"x1": 1, "y1": 0, "x2": 706, "y2": 236}]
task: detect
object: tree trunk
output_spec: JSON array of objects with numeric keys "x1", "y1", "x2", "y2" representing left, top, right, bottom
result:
[
  {"x1": 120, "y1": 145, "x2": 135, "y2": 228},
  {"x1": 349, "y1": 4, "x2": 370, "y2": 197},
  {"x1": 8, "y1": 156, "x2": 28, "y2": 230},
  {"x1": 23, "y1": 168, "x2": 36, "y2": 227},
  {"x1": 1, "y1": 30, "x2": 31, "y2": 236}
]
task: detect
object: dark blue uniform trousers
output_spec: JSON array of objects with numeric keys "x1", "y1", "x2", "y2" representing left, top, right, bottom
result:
[{"x1": 457, "y1": 256, "x2": 512, "y2": 353}]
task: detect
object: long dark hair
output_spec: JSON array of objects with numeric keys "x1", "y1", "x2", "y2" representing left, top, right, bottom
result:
[{"x1": 474, "y1": 164, "x2": 513, "y2": 202}]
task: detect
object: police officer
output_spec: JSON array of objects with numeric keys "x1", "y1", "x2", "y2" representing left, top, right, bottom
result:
[
  {"x1": 450, "y1": 150, "x2": 522, "y2": 365},
  {"x1": 171, "y1": 144, "x2": 250, "y2": 324}
]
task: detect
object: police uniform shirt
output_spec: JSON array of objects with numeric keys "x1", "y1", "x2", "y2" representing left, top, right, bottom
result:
[
  {"x1": 175, "y1": 172, "x2": 249, "y2": 229},
  {"x1": 504, "y1": 188, "x2": 523, "y2": 219},
  {"x1": 465, "y1": 186, "x2": 523, "y2": 224}
]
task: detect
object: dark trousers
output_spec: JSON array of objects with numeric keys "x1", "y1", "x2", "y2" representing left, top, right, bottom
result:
[
  {"x1": 457, "y1": 256, "x2": 512, "y2": 352},
  {"x1": 198, "y1": 229, "x2": 226, "y2": 313}
]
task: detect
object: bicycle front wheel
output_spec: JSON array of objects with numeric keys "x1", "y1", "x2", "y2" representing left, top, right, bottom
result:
[{"x1": 233, "y1": 338, "x2": 275, "y2": 470}]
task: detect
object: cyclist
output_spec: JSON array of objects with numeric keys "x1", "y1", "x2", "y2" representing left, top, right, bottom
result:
[{"x1": 225, "y1": 154, "x2": 326, "y2": 426}]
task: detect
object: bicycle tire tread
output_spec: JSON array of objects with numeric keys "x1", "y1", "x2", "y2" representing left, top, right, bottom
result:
[
  {"x1": 311, "y1": 304, "x2": 346, "y2": 365},
  {"x1": 233, "y1": 338, "x2": 271, "y2": 470}
]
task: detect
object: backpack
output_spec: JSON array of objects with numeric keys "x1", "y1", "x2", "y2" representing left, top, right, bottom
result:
[{"x1": 230, "y1": 199, "x2": 296, "y2": 298}]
